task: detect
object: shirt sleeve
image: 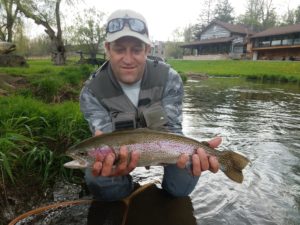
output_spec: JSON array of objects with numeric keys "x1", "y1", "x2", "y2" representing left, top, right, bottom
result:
[
  {"x1": 79, "y1": 86, "x2": 113, "y2": 134},
  {"x1": 162, "y1": 68, "x2": 184, "y2": 134}
]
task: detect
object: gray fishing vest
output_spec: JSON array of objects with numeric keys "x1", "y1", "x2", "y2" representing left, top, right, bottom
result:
[{"x1": 87, "y1": 59, "x2": 170, "y2": 131}]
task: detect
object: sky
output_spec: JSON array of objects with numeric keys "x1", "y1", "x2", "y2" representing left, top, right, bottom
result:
[{"x1": 28, "y1": 0, "x2": 300, "y2": 42}]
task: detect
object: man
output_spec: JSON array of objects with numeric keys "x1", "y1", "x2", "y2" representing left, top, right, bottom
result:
[{"x1": 80, "y1": 9, "x2": 219, "y2": 201}]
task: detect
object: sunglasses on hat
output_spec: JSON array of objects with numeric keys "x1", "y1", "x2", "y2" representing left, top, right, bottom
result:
[{"x1": 106, "y1": 18, "x2": 148, "y2": 35}]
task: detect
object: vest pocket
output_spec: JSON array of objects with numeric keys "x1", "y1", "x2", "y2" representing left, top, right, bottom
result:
[{"x1": 111, "y1": 112, "x2": 137, "y2": 131}]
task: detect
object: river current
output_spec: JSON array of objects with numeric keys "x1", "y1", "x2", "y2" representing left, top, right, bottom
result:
[
  {"x1": 134, "y1": 77, "x2": 300, "y2": 225},
  {"x1": 13, "y1": 77, "x2": 300, "y2": 225}
]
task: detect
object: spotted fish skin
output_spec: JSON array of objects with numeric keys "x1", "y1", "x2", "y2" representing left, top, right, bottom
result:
[{"x1": 64, "y1": 128, "x2": 250, "y2": 183}]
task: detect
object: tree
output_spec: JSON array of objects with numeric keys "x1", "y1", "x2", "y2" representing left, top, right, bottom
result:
[
  {"x1": 164, "y1": 41, "x2": 183, "y2": 59},
  {"x1": 237, "y1": 0, "x2": 277, "y2": 31},
  {"x1": 213, "y1": 0, "x2": 235, "y2": 23},
  {"x1": 0, "y1": 0, "x2": 19, "y2": 42},
  {"x1": 261, "y1": 0, "x2": 277, "y2": 29},
  {"x1": 193, "y1": 0, "x2": 216, "y2": 40},
  {"x1": 29, "y1": 34, "x2": 51, "y2": 57},
  {"x1": 281, "y1": 5, "x2": 300, "y2": 25},
  {"x1": 67, "y1": 8, "x2": 106, "y2": 60},
  {"x1": 13, "y1": 17, "x2": 29, "y2": 56},
  {"x1": 183, "y1": 24, "x2": 195, "y2": 43},
  {"x1": 295, "y1": 6, "x2": 300, "y2": 23},
  {"x1": 15, "y1": 0, "x2": 67, "y2": 65}
]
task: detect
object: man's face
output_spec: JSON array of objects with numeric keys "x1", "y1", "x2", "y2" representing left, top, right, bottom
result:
[{"x1": 105, "y1": 37, "x2": 150, "y2": 84}]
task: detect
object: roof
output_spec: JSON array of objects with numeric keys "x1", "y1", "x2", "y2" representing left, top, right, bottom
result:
[
  {"x1": 202, "y1": 20, "x2": 254, "y2": 35},
  {"x1": 251, "y1": 23, "x2": 300, "y2": 38},
  {"x1": 180, "y1": 37, "x2": 234, "y2": 48}
]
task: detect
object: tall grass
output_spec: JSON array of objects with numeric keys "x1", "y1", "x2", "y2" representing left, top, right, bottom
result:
[{"x1": 0, "y1": 96, "x2": 90, "y2": 186}]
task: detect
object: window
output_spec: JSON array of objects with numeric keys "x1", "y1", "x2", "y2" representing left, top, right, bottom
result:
[
  {"x1": 257, "y1": 37, "x2": 271, "y2": 47},
  {"x1": 282, "y1": 39, "x2": 293, "y2": 45},
  {"x1": 294, "y1": 38, "x2": 300, "y2": 45},
  {"x1": 293, "y1": 33, "x2": 300, "y2": 45},
  {"x1": 271, "y1": 40, "x2": 281, "y2": 46},
  {"x1": 260, "y1": 40, "x2": 271, "y2": 47}
]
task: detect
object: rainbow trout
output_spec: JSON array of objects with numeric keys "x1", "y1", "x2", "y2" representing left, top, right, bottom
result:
[{"x1": 64, "y1": 128, "x2": 249, "y2": 183}]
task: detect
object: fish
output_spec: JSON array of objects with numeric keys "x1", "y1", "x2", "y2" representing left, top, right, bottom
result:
[{"x1": 64, "y1": 128, "x2": 250, "y2": 183}]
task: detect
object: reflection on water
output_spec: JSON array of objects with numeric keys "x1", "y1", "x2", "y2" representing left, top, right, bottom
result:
[
  {"x1": 184, "y1": 78, "x2": 300, "y2": 225},
  {"x1": 133, "y1": 77, "x2": 300, "y2": 225}
]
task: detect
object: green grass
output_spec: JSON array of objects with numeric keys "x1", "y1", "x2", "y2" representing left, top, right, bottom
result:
[
  {"x1": 168, "y1": 60, "x2": 300, "y2": 83},
  {"x1": 0, "y1": 58, "x2": 94, "y2": 78},
  {"x1": 0, "y1": 96, "x2": 90, "y2": 186},
  {"x1": 0, "y1": 59, "x2": 95, "y2": 103}
]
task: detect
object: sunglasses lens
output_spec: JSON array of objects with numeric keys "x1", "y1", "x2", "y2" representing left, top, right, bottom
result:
[
  {"x1": 107, "y1": 18, "x2": 147, "y2": 35},
  {"x1": 107, "y1": 18, "x2": 124, "y2": 33},
  {"x1": 128, "y1": 19, "x2": 146, "y2": 33}
]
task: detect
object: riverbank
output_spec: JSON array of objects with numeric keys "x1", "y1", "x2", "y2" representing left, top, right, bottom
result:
[
  {"x1": 0, "y1": 58, "x2": 299, "y2": 224},
  {"x1": 168, "y1": 60, "x2": 300, "y2": 83}
]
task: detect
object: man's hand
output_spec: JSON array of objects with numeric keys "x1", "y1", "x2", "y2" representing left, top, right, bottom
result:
[
  {"x1": 176, "y1": 136, "x2": 221, "y2": 176},
  {"x1": 92, "y1": 130, "x2": 139, "y2": 177}
]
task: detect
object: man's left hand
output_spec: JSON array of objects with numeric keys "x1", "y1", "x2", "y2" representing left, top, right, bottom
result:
[{"x1": 176, "y1": 136, "x2": 221, "y2": 176}]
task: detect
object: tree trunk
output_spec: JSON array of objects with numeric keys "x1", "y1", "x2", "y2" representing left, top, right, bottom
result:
[{"x1": 16, "y1": 0, "x2": 66, "y2": 65}]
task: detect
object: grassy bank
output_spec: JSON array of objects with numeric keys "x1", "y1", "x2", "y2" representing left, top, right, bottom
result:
[
  {"x1": 168, "y1": 60, "x2": 300, "y2": 83},
  {"x1": 0, "y1": 60, "x2": 95, "y2": 224}
]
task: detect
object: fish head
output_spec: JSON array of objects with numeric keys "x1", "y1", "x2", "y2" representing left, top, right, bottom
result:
[
  {"x1": 64, "y1": 143, "x2": 115, "y2": 169},
  {"x1": 64, "y1": 144, "x2": 91, "y2": 169},
  {"x1": 63, "y1": 159, "x2": 89, "y2": 169}
]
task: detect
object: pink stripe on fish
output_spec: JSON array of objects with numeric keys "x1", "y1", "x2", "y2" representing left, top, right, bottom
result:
[{"x1": 88, "y1": 146, "x2": 114, "y2": 161}]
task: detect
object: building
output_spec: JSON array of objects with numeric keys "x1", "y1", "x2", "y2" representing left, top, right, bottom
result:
[
  {"x1": 180, "y1": 20, "x2": 253, "y2": 60},
  {"x1": 250, "y1": 23, "x2": 300, "y2": 60}
]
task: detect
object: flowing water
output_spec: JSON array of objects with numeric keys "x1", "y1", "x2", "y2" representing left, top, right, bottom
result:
[
  {"x1": 13, "y1": 77, "x2": 300, "y2": 225},
  {"x1": 184, "y1": 78, "x2": 300, "y2": 225},
  {"x1": 135, "y1": 77, "x2": 300, "y2": 225}
]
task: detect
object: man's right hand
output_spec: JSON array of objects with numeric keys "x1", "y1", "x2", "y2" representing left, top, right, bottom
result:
[{"x1": 92, "y1": 130, "x2": 140, "y2": 177}]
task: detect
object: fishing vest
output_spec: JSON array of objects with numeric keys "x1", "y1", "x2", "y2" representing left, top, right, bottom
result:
[{"x1": 86, "y1": 59, "x2": 170, "y2": 131}]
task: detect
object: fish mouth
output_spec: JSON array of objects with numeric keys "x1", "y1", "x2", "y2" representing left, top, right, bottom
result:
[{"x1": 64, "y1": 155, "x2": 89, "y2": 169}]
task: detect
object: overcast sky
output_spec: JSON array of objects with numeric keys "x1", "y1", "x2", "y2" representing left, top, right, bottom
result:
[{"x1": 27, "y1": 0, "x2": 300, "y2": 41}]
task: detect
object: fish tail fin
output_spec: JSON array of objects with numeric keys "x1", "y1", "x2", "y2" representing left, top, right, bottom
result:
[{"x1": 219, "y1": 151, "x2": 250, "y2": 183}]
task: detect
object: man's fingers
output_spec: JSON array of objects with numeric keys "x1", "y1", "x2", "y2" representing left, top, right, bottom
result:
[
  {"x1": 92, "y1": 161, "x2": 102, "y2": 176},
  {"x1": 177, "y1": 154, "x2": 189, "y2": 169},
  {"x1": 197, "y1": 148, "x2": 209, "y2": 171},
  {"x1": 115, "y1": 146, "x2": 128, "y2": 173},
  {"x1": 101, "y1": 154, "x2": 115, "y2": 176},
  {"x1": 192, "y1": 154, "x2": 201, "y2": 176},
  {"x1": 209, "y1": 156, "x2": 219, "y2": 173},
  {"x1": 94, "y1": 130, "x2": 103, "y2": 136},
  {"x1": 207, "y1": 136, "x2": 222, "y2": 148}
]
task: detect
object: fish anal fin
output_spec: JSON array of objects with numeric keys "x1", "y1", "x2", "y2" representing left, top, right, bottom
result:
[{"x1": 224, "y1": 168, "x2": 244, "y2": 183}]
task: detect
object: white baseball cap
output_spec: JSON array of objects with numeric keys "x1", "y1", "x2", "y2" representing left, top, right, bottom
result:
[{"x1": 105, "y1": 9, "x2": 151, "y2": 45}]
